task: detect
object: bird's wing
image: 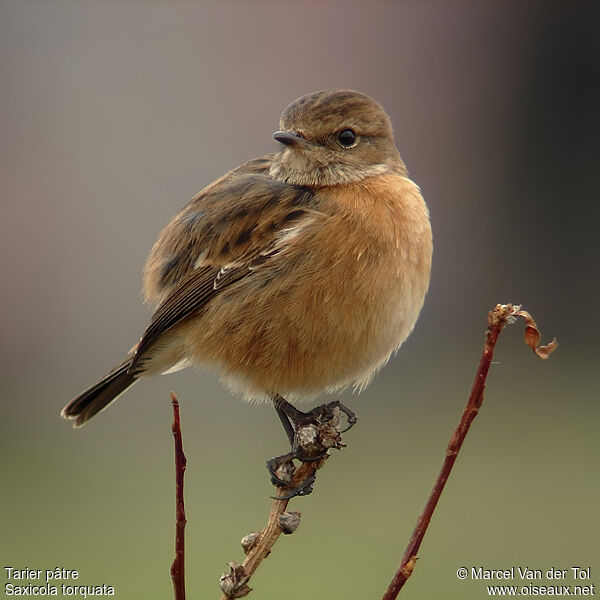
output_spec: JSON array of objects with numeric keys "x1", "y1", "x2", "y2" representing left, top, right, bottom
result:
[{"x1": 129, "y1": 156, "x2": 319, "y2": 372}]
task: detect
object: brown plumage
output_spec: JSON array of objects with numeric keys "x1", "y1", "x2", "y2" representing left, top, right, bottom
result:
[{"x1": 62, "y1": 89, "x2": 432, "y2": 427}]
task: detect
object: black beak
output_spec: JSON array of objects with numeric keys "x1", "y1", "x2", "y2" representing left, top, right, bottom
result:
[{"x1": 273, "y1": 130, "x2": 307, "y2": 147}]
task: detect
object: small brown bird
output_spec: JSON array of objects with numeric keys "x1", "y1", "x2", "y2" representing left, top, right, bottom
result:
[{"x1": 62, "y1": 89, "x2": 432, "y2": 492}]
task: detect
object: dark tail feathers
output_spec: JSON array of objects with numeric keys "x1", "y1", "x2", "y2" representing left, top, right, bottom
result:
[{"x1": 62, "y1": 360, "x2": 137, "y2": 427}]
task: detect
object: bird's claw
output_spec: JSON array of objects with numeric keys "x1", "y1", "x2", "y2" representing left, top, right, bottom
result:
[{"x1": 267, "y1": 399, "x2": 357, "y2": 498}]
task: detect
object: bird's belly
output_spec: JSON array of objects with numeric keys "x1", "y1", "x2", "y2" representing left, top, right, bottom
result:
[{"x1": 181, "y1": 251, "x2": 427, "y2": 402}]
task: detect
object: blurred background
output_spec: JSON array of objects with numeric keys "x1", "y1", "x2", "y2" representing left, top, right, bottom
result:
[{"x1": 1, "y1": 1, "x2": 598, "y2": 598}]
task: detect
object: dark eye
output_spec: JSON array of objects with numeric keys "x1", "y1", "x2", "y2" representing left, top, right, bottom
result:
[{"x1": 337, "y1": 129, "x2": 357, "y2": 147}]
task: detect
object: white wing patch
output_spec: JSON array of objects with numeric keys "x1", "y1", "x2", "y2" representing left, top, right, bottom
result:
[{"x1": 268, "y1": 214, "x2": 318, "y2": 257}]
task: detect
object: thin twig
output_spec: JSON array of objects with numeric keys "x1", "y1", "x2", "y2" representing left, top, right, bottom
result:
[
  {"x1": 170, "y1": 392, "x2": 187, "y2": 600},
  {"x1": 219, "y1": 460, "x2": 323, "y2": 599},
  {"x1": 382, "y1": 303, "x2": 557, "y2": 599}
]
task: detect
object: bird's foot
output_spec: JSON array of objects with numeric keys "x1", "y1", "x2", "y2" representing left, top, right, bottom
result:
[{"x1": 267, "y1": 399, "x2": 357, "y2": 498}]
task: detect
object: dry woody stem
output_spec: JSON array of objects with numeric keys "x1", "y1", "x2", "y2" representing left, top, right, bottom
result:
[
  {"x1": 381, "y1": 303, "x2": 557, "y2": 600},
  {"x1": 170, "y1": 392, "x2": 187, "y2": 600},
  {"x1": 219, "y1": 460, "x2": 323, "y2": 599},
  {"x1": 219, "y1": 401, "x2": 350, "y2": 598}
]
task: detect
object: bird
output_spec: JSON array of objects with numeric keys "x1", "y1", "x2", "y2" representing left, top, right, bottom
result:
[{"x1": 62, "y1": 89, "x2": 432, "y2": 494}]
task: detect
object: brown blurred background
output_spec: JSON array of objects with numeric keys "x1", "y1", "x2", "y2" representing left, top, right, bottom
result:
[{"x1": 1, "y1": 1, "x2": 598, "y2": 598}]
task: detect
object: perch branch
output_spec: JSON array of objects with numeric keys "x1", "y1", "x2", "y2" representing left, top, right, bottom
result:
[
  {"x1": 170, "y1": 392, "x2": 187, "y2": 600},
  {"x1": 219, "y1": 404, "x2": 350, "y2": 599},
  {"x1": 382, "y1": 303, "x2": 557, "y2": 599},
  {"x1": 219, "y1": 461, "x2": 320, "y2": 600}
]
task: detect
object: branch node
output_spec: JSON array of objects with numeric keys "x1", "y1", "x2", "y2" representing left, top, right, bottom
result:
[
  {"x1": 220, "y1": 562, "x2": 251, "y2": 599},
  {"x1": 240, "y1": 532, "x2": 261, "y2": 555},
  {"x1": 279, "y1": 510, "x2": 302, "y2": 535},
  {"x1": 273, "y1": 459, "x2": 295, "y2": 485},
  {"x1": 401, "y1": 556, "x2": 417, "y2": 579}
]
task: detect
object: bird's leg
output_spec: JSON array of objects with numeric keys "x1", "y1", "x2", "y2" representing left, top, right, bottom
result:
[
  {"x1": 273, "y1": 394, "x2": 299, "y2": 446},
  {"x1": 267, "y1": 394, "x2": 357, "y2": 498}
]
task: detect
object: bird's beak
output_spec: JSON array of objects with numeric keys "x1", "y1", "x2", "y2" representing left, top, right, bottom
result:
[{"x1": 273, "y1": 130, "x2": 309, "y2": 148}]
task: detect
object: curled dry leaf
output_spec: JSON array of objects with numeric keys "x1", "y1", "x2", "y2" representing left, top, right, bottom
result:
[{"x1": 511, "y1": 307, "x2": 558, "y2": 359}]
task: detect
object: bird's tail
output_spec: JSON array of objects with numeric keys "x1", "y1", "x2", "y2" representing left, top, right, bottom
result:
[{"x1": 61, "y1": 359, "x2": 137, "y2": 427}]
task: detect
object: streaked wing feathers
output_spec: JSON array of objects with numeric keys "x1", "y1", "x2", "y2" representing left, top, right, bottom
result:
[{"x1": 135, "y1": 156, "x2": 318, "y2": 372}]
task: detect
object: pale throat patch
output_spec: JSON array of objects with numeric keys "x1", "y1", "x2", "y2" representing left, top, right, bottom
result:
[{"x1": 269, "y1": 156, "x2": 390, "y2": 187}]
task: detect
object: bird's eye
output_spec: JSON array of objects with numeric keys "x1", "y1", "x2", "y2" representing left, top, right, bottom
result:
[{"x1": 337, "y1": 129, "x2": 357, "y2": 147}]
